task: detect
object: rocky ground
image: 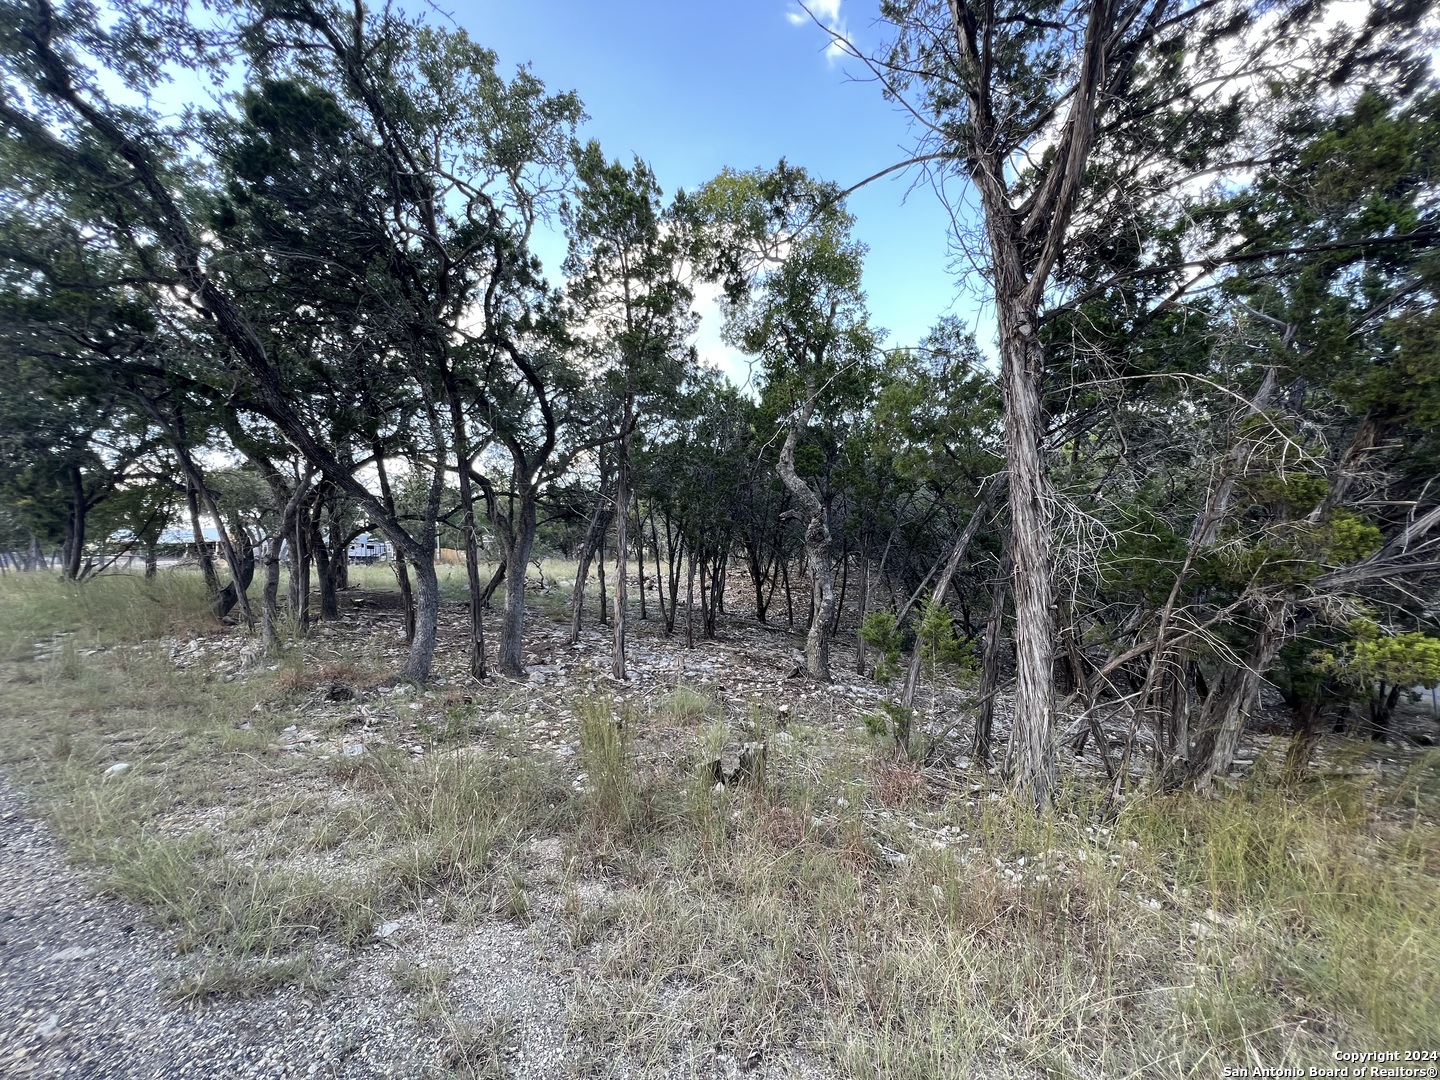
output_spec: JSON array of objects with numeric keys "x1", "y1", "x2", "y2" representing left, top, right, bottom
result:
[
  {"x1": 2, "y1": 579, "x2": 1436, "y2": 1078},
  {"x1": 0, "y1": 588, "x2": 892, "y2": 1080}
]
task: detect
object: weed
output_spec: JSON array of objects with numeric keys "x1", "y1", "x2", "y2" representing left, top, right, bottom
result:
[
  {"x1": 497, "y1": 869, "x2": 530, "y2": 922},
  {"x1": 869, "y1": 756, "x2": 928, "y2": 809},
  {"x1": 660, "y1": 684, "x2": 714, "y2": 724},
  {"x1": 440, "y1": 1012, "x2": 516, "y2": 1080},
  {"x1": 579, "y1": 698, "x2": 666, "y2": 841},
  {"x1": 391, "y1": 957, "x2": 455, "y2": 997},
  {"x1": 168, "y1": 953, "x2": 343, "y2": 1003}
]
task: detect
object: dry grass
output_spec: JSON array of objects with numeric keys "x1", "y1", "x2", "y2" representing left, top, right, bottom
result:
[
  {"x1": 1, "y1": 571, "x2": 1436, "y2": 1074},
  {"x1": 0, "y1": 568, "x2": 214, "y2": 661},
  {"x1": 562, "y1": 698, "x2": 1440, "y2": 1078}
]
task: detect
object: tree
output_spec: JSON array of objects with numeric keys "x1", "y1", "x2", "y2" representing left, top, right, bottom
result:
[
  {"x1": 564, "y1": 143, "x2": 696, "y2": 679},
  {"x1": 808, "y1": 0, "x2": 1438, "y2": 806},
  {"x1": 689, "y1": 164, "x2": 879, "y2": 681},
  {"x1": 232, "y1": 0, "x2": 584, "y2": 679}
]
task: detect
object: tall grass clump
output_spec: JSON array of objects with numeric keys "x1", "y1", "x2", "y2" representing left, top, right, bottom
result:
[
  {"x1": 660, "y1": 684, "x2": 716, "y2": 725},
  {"x1": 0, "y1": 569, "x2": 214, "y2": 660},
  {"x1": 1116, "y1": 779, "x2": 1440, "y2": 1056},
  {"x1": 373, "y1": 752, "x2": 575, "y2": 904},
  {"x1": 578, "y1": 698, "x2": 671, "y2": 846}
]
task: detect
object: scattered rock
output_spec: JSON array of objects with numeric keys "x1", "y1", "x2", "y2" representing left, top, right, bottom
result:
[{"x1": 50, "y1": 945, "x2": 97, "y2": 961}]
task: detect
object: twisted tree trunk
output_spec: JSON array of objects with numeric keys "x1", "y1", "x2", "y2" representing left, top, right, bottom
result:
[{"x1": 776, "y1": 387, "x2": 835, "y2": 682}]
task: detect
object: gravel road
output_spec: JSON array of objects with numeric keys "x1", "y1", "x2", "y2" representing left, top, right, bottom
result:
[{"x1": 0, "y1": 778, "x2": 574, "y2": 1080}]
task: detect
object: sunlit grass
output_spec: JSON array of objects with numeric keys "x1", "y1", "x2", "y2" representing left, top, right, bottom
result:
[{"x1": 345, "y1": 557, "x2": 579, "y2": 603}]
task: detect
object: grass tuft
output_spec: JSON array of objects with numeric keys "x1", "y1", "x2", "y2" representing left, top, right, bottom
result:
[{"x1": 167, "y1": 953, "x2": 344, "y2": 1003}]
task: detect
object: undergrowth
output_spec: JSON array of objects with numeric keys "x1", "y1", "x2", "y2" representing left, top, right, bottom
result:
[{"x1": 0, "y1": 572, "x2": 1435, "y2": 1076}]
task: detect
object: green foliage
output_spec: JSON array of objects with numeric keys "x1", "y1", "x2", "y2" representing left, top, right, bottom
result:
[
  {"x1": 687, "y1": 163, "x2": 879, "y2": 414},
  {"x1": 1315, "y1": 511, "x2": 1384, "y2": 565},
  {"x1": 861, "y1": 699, "x2": 915, "y2": 751},
  {"x1": 1234, "y1": 470, "x2": 1329, "y2": 516},
  {"x1": 859, "y1": 611, "x2": 904, "y2": 683},
  {"x1": 915, "y1": 595, "x2": 972, "y2": 680},
  {"x1": 1318, "y1": 622, "x2": 1440, "y2": 689}
]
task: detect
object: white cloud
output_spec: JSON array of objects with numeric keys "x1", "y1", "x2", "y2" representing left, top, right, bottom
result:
[
  {"x1": 786, "y1": 1, "x2": 852, "y2": 64},
  {"x1": 689, "y1": 278, "x2": 755, "y2": 391}
]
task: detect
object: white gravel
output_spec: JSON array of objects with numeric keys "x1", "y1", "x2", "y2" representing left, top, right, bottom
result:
[
  {"x1": 0, "y1": 779, "x2": 837, "y2": 1079},
  {"x1": 0, "y1": 778, "x2": 574, "y2": 1079}
]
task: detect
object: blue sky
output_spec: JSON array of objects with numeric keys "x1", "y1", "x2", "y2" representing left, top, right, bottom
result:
[{"x1": 450, "y1": 0, "x2": 987, "y2": 383}]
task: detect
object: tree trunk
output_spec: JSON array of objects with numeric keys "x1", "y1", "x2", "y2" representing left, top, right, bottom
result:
[
  {"x1": 259, "y1": 528, "x2": 284, "y2": 653},
  {"x1": 186, "y1": 476, "x2": 220, "y2": 597},
  {"x1": 596, "y1": 526, "x2": 607, "y2": 626},
  {"x1": 663, "y1": 515, "x2": 683, "y2": 635},
  {"x1": 997, "y1": 312, "x2": 1055, "y2": 810},
  {"x1": 704, "y1": 549, "x2": 726, "y2": 639},
  {"x1": 373, "y1": 446, "x2": 414, "y2": 646},
  {"x1": 697, "y1": 548, "x2": 710, "y2": 637},
  {"x1": 480, "y1": 561, "x2": 506, "y2": 608},
  {"x1": 62, "y1": 464, "x2": 86, "y2": 582},
  {"x1": 747, "y1": 540, "x2": 770, "y2": 624},
  {"x1": 296, "y1": 510, "x2": 311, "y2": 632},
  {"x1": 854, "y1": 539, "x2": 870, "y2": 675},
  {"x1": 568, "y1": 494, "x2": 610, "y2": 645},
  {"x1": 496, "y1": 491, "x2": 539, "y2": 677},
  {"x1": 612, "y1": 416, "x2": 632, "y2": 680},
  {"x1": 634, "y1": 496, "x2": 648, "y2": 622},
  {"x1": 1187, "y1": 604, "x2": 1288, "y2": 791},
  {"x1": 1368, "y1": 682, "x2": 1404, "y2": 742},
  {"x1": 263, "y1": 478, "x2": 309, "y2": 654},
  {"x1": 900, "y1": 496, "x2": 995, "y2": 710},
  {"x1": 447, "y1": 380, "x2": 488, "y2": 680},
  {"x1": 455, "y1": 483, "x2": 489, "y2": 680},
  {"x1": 404, "y1": 556, "x2": 441, "y2": 684},
  {"x1": 312, "y1": 510, "x2": 339, "y2": 622},
  {"x1": 776, "y1": 390, "x2": 835, "y2": 682},
  {"x1": 184, "y1": 457, "x2": 252, "y2": 626},
  {"x1": 685, "y1": 540, "x2": 696, "y2": 648},
  {"x1": 1283, "y1": 695, "x2": 1326, "y2": 784},
  {"x1": 327, "y1": 514, "x2": 349, "y2": 592},
  {"x1": 648, "y1": 508, "x2": 668, "y2": 632},
  {"x1": 974, "y1": 563, "x2": 1010, "y2": 765}
]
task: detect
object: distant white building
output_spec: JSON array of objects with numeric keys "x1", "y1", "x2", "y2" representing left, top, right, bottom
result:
[
  {"x1": 347, "y1": 533, "x2": 390, "y2": 563},
  {"x1": 158, "y1": 525, "x2": 222, "y2": 545}
]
